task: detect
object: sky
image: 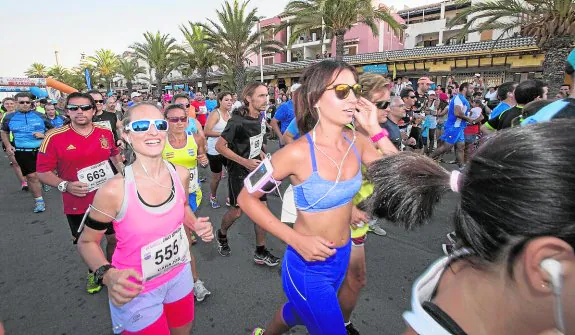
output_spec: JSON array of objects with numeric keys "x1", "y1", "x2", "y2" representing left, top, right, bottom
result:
[{"x1": 0, "y1": 0, "x2": 433, "y2": 78}]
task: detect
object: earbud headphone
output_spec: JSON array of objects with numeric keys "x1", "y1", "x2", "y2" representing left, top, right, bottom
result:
[
  {"x1": 541, "y1": 258, "x2": 562, "y2": 291},
  {"x1": 541, "y1": 258, "x2": 565, "y2": 333}
]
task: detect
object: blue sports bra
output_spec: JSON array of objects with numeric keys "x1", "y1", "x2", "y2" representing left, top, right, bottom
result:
[{"x1": 293, "y1": 133, "x2": 362, "y2": 213}]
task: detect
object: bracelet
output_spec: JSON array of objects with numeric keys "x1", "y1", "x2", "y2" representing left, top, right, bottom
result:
[{"x1": 370, "y1": 129, "x2": 389, "y2": 143}]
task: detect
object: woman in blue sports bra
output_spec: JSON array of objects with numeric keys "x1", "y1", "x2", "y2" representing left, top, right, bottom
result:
[{"x1": 238, "y1": 60, "x2": 398, "y2": 335}]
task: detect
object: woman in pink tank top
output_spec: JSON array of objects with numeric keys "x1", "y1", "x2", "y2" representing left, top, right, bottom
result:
[{"x1": 77, "y1": 102, "x2": 214, "y2": 335}]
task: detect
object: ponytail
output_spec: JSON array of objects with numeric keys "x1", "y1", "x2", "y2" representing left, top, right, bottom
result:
[{"x1": 367, "y1": 152, "x2": 452, "y2": 229}]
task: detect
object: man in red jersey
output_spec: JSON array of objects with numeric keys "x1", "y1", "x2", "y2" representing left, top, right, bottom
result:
[
  {"x1": 191, "y1": 91, "x2": 208, "y2": 127},
  {"x1": 37, "y1": 92, "x2": 123, "y2": 294}
]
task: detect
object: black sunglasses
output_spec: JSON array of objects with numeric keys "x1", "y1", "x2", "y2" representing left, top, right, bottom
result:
[
  {"x1": 18, "y1": 101, "x2": 31, "y2": 105},
  {"x1": 67, "y1": 104, "x2": 93, "y2": 111},
  {"x1": 326, "y1": 84, "x2": 362, "y2": 100},
  {"x1": 375, "y1": 100, "x2": 390, "y2": 110},
  {"x1": 94, "y1": 100, "x2": 104, "y2": 104},
  {"x1": 408, "y1": 95, "x2": 417, "y2": 99}
]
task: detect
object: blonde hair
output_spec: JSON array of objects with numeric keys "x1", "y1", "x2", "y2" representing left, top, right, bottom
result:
[{"x1": 359, "y1": 73, "x2": 391, "y2": 100}]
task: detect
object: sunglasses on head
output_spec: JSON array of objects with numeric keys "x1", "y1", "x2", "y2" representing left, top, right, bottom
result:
[
  {"x1": 326, "y1": 84, "x2": 362, "y2": 100},
  {"x1": 125, "y1": 119, "x2": 169, "y2": 132},
  {"x1": 375, "y1": 100, "x2": 390, "y2": 110},
  {"x1": 18, "y1": 101, "x2": 31, "y2": 104},
  {"x1": 167, "y1": 116, "x2": 188, "y2": 123},
  {"x1": 94, "y1": 100, "x2": 104, "y2": 104},
  {"x1": 67, "y1": 104, "x2": 93, "y2": 111}
]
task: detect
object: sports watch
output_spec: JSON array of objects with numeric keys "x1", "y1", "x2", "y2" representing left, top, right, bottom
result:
[
  {"x1": 94, "y1": 264, "x2": 115, "y2": 285},
  {"x1": 57, "y1": 181, "x2": 69, "y2": 192}
]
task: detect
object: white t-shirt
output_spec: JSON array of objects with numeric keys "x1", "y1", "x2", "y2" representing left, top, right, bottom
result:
[
  {"x1": 469, "y1": 107, "x2": 482, "y2": 121},
  {"x1": 485, "y1": 90, "x2": 498, "y2": 101}
]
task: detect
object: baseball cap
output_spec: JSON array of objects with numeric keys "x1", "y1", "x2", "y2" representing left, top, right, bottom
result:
[
  {"x1": 428, "y1": 90, "x2": 437, "y2": 96},
  {"x1": 291, "y1": 83, "x2": 301, "y2": 92},
  {"x1": 418, "y1": 77, "x2": 434, "y2": 85},
  {"x1": 131, "y1": 92, "x2": 142, "y2": 99},
  {"x1": 439, "y1": 93, "x2": 449, "y2": 102}
]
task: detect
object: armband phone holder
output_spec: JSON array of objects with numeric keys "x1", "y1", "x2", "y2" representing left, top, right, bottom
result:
[{"x1": 244, "y1": 158, "x2": 280, "y2": 194}]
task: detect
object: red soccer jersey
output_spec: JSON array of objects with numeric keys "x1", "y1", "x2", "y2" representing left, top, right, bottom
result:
[
  {"x1": 37, "y1": 124, "x2": 120, "y2": 214},
  {"x1": 191, "y1": 100, "x2": 208, "y2": 127}
]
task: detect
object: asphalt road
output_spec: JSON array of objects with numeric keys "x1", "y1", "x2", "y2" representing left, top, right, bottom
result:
[{"x1": 0, "y1": 142, "x2": 456, "y2": 335}]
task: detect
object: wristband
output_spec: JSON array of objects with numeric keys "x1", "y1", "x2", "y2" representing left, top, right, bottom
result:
[{"x1": 370, "y1": 129, "x2": 389, "y2": 143}]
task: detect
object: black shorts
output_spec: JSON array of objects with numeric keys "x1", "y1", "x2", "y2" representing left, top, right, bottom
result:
[
  {"x1": 408, "y1": 127, "x2": 424, "y2": 149},
  {"x1": 207, "y1": 153, "x2": 228, "y2": 174},
  {"x1": 66, "y1": 214, "x2": 115, "y2": 244},
  {"x1": 228, "y1": 174, "x2": 266, "y2": 207},
  {"x1": 14, "y1": 150, "x2": 38, "y2": 176}
]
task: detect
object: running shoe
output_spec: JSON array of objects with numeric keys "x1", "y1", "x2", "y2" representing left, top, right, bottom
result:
[
  {"x1": 346, "y1": 322, "x2": 361, "y2": 335},
  {"x1": 217, "y1": 230, "x2": 231, "y2": 257},
  {"x1": 43, "y1": 184, "x2": 51, "y2": 192},
  {"x1": 368, "y1": 220, "x2": 387, "y2": 236},
  {"x1": 33, "y1": 200, "x2": 46, "y2": 213},
  {"x1": 199, "y1": 175, "x2": 207, "y2": 183},
  {"x1": 194, "y1": 280, "x2": 211, "y2": 302},
  {"x1": 254, "y1": 248, "x2": 280, "y2": 267},
  {"x1": 226, "y1": 197, "x2": 231, "y2": 207},
  {"x1": 21, "y1": 182, "x2": 29, "y2": 191},
  {"x1": 210, "y1": 195, "x2": 221, "y2": 209},
  {"x1": 446, "y1": 231, "x2": 457, "y2": 244},
  {"x1": 252, "y1": 328, "x2": 265, "y2": 335},
  {"x1": 86, "y1": 272, "x2": 102, "y2": 294}
]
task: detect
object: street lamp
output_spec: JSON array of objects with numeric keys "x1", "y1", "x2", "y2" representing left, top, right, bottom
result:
[
  {"x1": 54, "y1": 50, "x2": 60, "y2": 66},
  {"x1": 257, "y1": 19, "x2": 264, "y2": 83}
]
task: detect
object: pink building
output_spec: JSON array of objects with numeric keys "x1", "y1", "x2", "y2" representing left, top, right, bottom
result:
[{"x1": 249, "y1": 6, "x2": 405, "y2": 66}]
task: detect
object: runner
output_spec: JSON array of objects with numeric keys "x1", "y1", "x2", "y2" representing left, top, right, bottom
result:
[
  {"x1": 76, "y1": 102, "x2": 213, "y2": 334},
  {"x1": 1, "y1": 92, "x2": 52, "y2": 213},
  {"x1": 214, "y1": 82, "x2": 280, "y2": 265},
  {"x1": 162, "y1": 103, "x2": 212, "y2": 303},
  {"x1": 489, "y1": 82, "x2": 517, "y2": 120},
  {"x1": 45, "y1": 103, "x2": 66, "y2": 128},
  {"x1": 240, "y1": 60, "x2": 396, "y2": 335},
  {"x1": 37, "y1": 92, "x2": 124, "y2": 294},
  {"x1": 89, "y1": 90, "x2": 123, "y2": 149},
  {"x1": 482, "y1": 79, "x2": 548, "y2": 133},
  {"x1": 463, "y1": 99, "x2": 484, "y2": 163},
  {"x1": 430, "y1": 83, "x2": 474, "y2": 168},
  {"x1": 191, "y1": 92, "x2": 208, "y2": 127},
  {"x1": 271, "y1": 83, "x2": 300, "y2": 146},
  {"x1": 1, "y1": 97, "x2": 28, "y2": 190},
  {"x1": 367, "y1": 121, "x2": 575, "y2": 335},
  {"x1": 205, "y1": 91, "x2": 218, "y2": 112},
  {"x1": 204, "y1": 91, "x2": 232, "y2": 209}
]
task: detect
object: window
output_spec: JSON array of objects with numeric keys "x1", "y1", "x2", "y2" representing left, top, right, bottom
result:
[
  {"x1": 480, "y1": 30, "x2": 493, "y2": 41},
  {"x1": 263, "y1": 56, "x2": 274, "y2": 65},
  {"x1": 343, "y1": 45, "x2": 358, "y2": 56}
]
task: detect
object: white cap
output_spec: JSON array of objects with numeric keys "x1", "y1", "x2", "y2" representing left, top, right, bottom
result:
[
  {"x1": 428, "y1": 90, "x2": 436, "y2": 96},
  {"x1": 290, "y1": 83, "x2": 301, "y2": 92},
  {"x1": 131, "y1": 92, "x2": 142, "y2": 98}
]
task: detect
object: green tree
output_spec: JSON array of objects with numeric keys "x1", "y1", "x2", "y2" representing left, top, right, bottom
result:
[
  {"x1": 280, "y1": 0, "x2": 402, "y2": 61},
  {"x1": 86, "y1": 49, "x2": 120, "y2": 91},
  {"x1": 25, "y1": 63, "x2": 48, "y2": 78},
  {"x1": 200, "y1": 0, "x2": 283, "y2": 95},
  {"x1": 178, "y1": 22, "x2": 222, "y2": 94},
  {"x1": 131, "y1": 31, "x2": 180, "y2": 97},
  {"x1": 448, "y1": 0, "x2": 575, "y2": 96},
  {"x1": 47, "y1": 65, "x2": 69, "y2": 82},
  {"x1": 117, "y1": 59, "x2": 146, "y2": 96}
]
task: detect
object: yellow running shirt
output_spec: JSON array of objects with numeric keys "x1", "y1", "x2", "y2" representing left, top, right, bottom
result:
[{"x1": 162, "y1": 131, "x2": 202, "y2": 207}]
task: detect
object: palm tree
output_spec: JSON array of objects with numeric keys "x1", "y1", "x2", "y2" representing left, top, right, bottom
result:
[
  {"x1": 201, "y1": 0, "x2": 283, "y2": 95},
  {"x1": 447, "y1": 0, "x2": 575, "y2": 96},
  {"x1": 280, "y1": 0, "x2": 402, "y2": 61},
  {"x1": 25, "y1": 63, "x2": 48, "y2": 78},
  {"x1": 179, "y1": 22, "x2": 222, "y2": 94},
  {"x1": 86, "y1": 49, "x2": 120, "y2": 91},
  {"x1": 131, "y1": 31, "x2": 180, "y2": 97},
  {"x1": 117, "y1": 59, "x2": 146, "y2": 96},
  {"x1": 47, "y1": 65, "x2": 69, "y2": 82}
]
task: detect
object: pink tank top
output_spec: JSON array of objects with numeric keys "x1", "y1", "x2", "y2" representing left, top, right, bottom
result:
[{"x1": 111, "y1": 161, "x2": 187, "y2": 292}]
